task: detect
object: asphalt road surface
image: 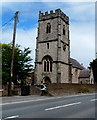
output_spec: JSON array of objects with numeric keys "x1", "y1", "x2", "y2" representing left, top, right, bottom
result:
[{"x1": 1, "y1": 93, "x2": 97, "y2": 119}]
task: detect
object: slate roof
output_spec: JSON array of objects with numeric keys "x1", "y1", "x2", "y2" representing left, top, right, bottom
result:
[
  {"x1": 70, "y1": 58, "x2": 85, "y2": 70},
  {"x1": 79, "y1": 69, "x2": 90, "y2": 78}
]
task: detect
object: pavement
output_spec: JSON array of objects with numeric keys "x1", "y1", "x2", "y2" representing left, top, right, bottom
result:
[
  {"x1": 2, "y1": 95, "x2": 49, "y2": 104},
  {"x1": 1, "y1": 93, "x2": 97, "y2": 119}
]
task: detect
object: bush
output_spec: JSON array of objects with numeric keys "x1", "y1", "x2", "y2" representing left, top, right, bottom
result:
[
  {"x1": 11, "y1": 89, "x2": 18, "y2": 95},
  {"x1": 44, "y1": 90, "x2": 53, "y2": 96},
  {"x1": 2, "y1": 90, "x2": 7, "y2": 96},
  {"x1": 78, "y1": 87, "x2": 89, "y2": 93}
]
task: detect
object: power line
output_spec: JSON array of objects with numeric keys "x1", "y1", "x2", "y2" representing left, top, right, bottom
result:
[
  {"x1": 2, "y1": 2, "x2": 94, "y2": 26},
  {"x1": 2, "y1": 17, "x2": 14, "y2": 28}
]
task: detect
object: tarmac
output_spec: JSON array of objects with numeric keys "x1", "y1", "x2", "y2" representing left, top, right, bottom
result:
[{"x1": 1, "y1": 95, "x2": 50, "y2": 104}]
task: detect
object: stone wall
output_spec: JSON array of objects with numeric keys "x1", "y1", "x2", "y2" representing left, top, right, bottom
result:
[
  {"x1": 39, "y1": 9, "x2": 69, "y2": 24},
  {"x1": 79, "y1": 78, "x2": 91, "y2": 84},
  {"x1": 47, "y1": 83, "x2": 96, "y2": 96},
  {"x1": 61, "y1": 64, "x2": 69, "y2": 83},
  {"x1": 71, "y1": 67, "x2": 81, "y2": 83}
]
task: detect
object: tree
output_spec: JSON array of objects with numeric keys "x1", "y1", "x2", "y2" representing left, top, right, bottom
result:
[
  {"x1": 1, "y1": 43, "x2": 33, "y2": 85},
  {"x1": 90, "y1": 58, "x2": 97, "y2": 84}
]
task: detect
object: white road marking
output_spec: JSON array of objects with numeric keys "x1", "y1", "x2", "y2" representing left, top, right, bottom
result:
[
  {"x1": 4, "y1": 115, "x2": 19, "y2": 119},
  {"x1": 45, "y1": 102, "x2": 81, "y2": 111},
  {"x1": 90, "y1": 99, "x2": 97, "y2": 102}
]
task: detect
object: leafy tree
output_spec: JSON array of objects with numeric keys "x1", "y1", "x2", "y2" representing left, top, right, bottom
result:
[
  {"x1": 90, "y1": 58, "x2": 97, "y2": 84},
  {"x1": 1, "y1": 43, "x2": 33, "y2": 85}
]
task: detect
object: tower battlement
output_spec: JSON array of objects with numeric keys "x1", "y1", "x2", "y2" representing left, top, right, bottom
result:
[{"x1": 39, "y1": 9, "x2": 69, "y2": 24}]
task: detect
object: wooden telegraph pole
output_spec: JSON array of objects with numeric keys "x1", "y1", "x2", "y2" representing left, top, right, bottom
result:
[{"x1": 8, "y1": 11, "x2": 19, "y2": 96}]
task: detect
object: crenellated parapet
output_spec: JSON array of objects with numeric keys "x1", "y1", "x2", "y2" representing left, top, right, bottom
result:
[{"x1": 39, "y1": 9, "x2": 69, "y2": 24}]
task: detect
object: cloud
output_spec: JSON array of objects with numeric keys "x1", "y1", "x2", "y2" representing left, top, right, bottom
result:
[
  {"x1": 2, "y1": 2, "x2": 45, "y2": 27},
  {"x1": 1, "y1": 0, "x2": 96, "y2": 2},
  {"x1": 2, "y1": 2, "x2": 36, "y2": 13},
  {"x1": 2, "y1": 27, "x2": 37, "y2": 65},
  {"x1": 66, "y1": 3, "x2": 95, "y2": 21},
  {"x1": 41, "y1": 2, "x2": 95, "y2": 22},
  {"x1": 1, "y1": 2, "x2": 95, "y2": 68},
  {"x1": 2, "y1": 2, "x2": 95, "y2": 23},
  {"x1": 70, "y1": 22, "x2": 95, "y2": 68},
  {"x1": 2, "y1": 22, "x2": 95, "y2": 68}
]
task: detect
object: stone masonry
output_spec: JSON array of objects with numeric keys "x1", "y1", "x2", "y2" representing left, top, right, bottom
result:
[{"x1": 35, "y1": 9, "x2": 71, "y2": 84}]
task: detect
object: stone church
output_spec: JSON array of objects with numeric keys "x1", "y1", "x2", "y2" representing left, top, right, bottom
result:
[{"x1": 35, "y1": 9, "x2": 94, "y2": 85}]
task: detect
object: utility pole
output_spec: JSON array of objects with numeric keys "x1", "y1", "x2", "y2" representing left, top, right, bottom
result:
[{"x1": 8, "y1": 11, "x2": 19, "y2": 96}]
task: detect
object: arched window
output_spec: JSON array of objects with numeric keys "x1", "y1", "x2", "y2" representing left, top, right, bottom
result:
[
  {"x1": 44, "y1": 61, "x2": 46, "y2": 72},
  {"x1": 63, "y1": 25, "x2": 65, "y2": 35},
  {"x1": 47, "y1": 43, "x2": 49, "y2": 49},
  {"x1": 47, "y1": 60, "x2": 49, "y2": 72},
  {"x1": 46, "y1": 23, "x2": 51, "y2": 33},
  {"x1": 50, "y1": 61, "x2": 52, "y2": 72},
  {"x1": 43, "y1": 56, "x2": 53, "y2": 72}
]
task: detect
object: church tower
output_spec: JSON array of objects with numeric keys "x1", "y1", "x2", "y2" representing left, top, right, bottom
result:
[{"x1": 35, "y1": 9, "x2": 70, "y2": 84}]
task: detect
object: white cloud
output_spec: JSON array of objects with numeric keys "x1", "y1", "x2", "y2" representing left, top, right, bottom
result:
[
  {"x1": 70, "y1": 22, "x2": 95, "y2": 68},
  {"x1": 2, "y1": 2, "x2": 35, "y2": 13},
  {"x1": 2, "y1": 2, "x2": 95, "y2": 22},
  {"x1": 1, "y1": 0, "x2": 96, "y2": 2},
  {"x1": 1, "y1": 2, "x2": 95, "y2": 68},
  {"x1": 42, "y1": 2, "x2": 95, "y2": 22},
  {"x1": 66, "y1": 3, "x2": 95, "y2": 21},
  {"x1": 2, "y1": 27, "x2": 37, "y2": 65},
  {"x1": 2, "y1": 22, "x2": 95, "y2": 68}
]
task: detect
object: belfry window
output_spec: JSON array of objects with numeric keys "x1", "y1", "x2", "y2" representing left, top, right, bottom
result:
[
  {"x1": 44, "y1": 61, "x2": 46, "y2": 72},
  {"x1": 46, "y1": 23, "x2": 51, "y2": 33},
  {"x1": 47, "y1": 61, "x2": 49, "y2": 72},
  {"x1": 43, "y1": 56, "x2": 53, "y2": 72},
  {"x1": 47, "y1": 43, "x2": 49, "y2": 49},
  {"x1": 50, "y1": 61, "x2": 52, "y2": 72},
  {"x1": 63, "y1": 25, "x2": 65, "y2": 35}
]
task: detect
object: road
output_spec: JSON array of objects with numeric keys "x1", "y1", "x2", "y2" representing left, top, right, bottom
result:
[{"x1": 1, "y1": 93, "x2": 97, "y2": 119}]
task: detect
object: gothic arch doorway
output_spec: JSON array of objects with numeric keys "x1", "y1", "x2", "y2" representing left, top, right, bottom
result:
[{"x1": 43, "y1": 76, "x2": 51, "y2": 84}]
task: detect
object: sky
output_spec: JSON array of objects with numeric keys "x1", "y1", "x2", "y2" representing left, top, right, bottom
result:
[{"x1": 1, "y1": 1, "x2": 96, "y2": 68}]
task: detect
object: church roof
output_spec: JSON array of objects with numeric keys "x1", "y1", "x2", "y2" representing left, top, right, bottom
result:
[
  {"x1": 70, "y1": 58, "x2": 85, "y2": 70},
  {"x1": 79, "y1": 69, "x2": 90, "y2": 78}
]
